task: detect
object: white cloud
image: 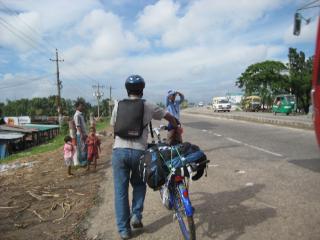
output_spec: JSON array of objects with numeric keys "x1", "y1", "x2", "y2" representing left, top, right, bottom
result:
[
  {"x1": 0, "y1": 73, "x2": 55, "y2": 101},
  {"x1": 64, "y1": 9, "x2": 149, "y2": 62},
  {"x1": 6, "y1": 0, "x2": 101, "y2": 32},
  {"x1": 0, "y1": 0, "x2": 103, "y2": 53},
  {"x1": 0, "y1": 11, "x2": 41, "y2": 51},
  {"x1": 136, "y1": 0, "x2": 292, "y2": 48},
  {"x1": 0, "y1": 0, "x2": 316, "y2": 104},
  {"x1": 136, "y1": 0, "x2": 180, "y2": 36}
]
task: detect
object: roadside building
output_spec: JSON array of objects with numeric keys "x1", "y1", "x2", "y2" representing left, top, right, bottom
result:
[{"x1": 226, "y1": 92, "x2": 243, "y2": 105}]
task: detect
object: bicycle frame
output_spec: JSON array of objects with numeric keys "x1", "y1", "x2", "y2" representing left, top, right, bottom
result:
[{"x1": 172, "y1": 177, "x2": 194, "y2": 217}]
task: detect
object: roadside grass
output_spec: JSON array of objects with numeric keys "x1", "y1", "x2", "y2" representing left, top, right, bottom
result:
[{"x1": 1, "y1": 117, "x2": 109, "y2": 164}]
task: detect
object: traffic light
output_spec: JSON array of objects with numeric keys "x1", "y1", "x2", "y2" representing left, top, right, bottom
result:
[{"x1": 293, "y1": 12, "x2": 301, "y2": 36}]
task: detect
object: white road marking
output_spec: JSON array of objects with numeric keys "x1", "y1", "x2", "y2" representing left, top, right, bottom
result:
[
  {"x1": 245, "y1": 182, "x2": 254, "y2": 186},
  {"x1": 214, "y1": 133, "x2": 222, "y2": 137},
  {"x1": 226, "y1": 137, "x2": 283, "y2": 157},
  {"x1": 208, "y1": 164, "x2": 219, "y2": 168},
  {"x1": 226, "y1": 137, "x2": 242, "y2": 144},
  {"x1": 201, "y1": 129, "x2": 207, "y2": 132}
]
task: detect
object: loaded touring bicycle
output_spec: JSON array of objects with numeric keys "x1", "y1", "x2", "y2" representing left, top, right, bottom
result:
[{"x1": 139, "y1": 123, "x2": 210, "y2": 240}]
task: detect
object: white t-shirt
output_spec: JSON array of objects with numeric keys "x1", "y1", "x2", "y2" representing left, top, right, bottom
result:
[
  {"x1": 74, "y1": 110, "x2": 87, "y2": 135},
  {"x1": 110, "y1": 98, "x2": 166, "y2": 150}
]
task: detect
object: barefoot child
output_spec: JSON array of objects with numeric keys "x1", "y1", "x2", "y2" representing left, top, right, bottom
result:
[
  {"x1": 63, "y1": 136, "x2": 75, "y2": 176},
  {"x1": 86, "y1": 127, "x2": 101, "y2": 171}
]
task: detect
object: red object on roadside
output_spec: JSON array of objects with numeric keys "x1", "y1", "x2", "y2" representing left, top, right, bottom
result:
[{"x1": 312, "y1": 18, "x2": 320, "y2": 147}]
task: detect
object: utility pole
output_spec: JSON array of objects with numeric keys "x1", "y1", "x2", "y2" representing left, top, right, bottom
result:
[
  {"x1": 92, "y1": 83, "x2": 105, "y2": 118},
  {"x1": 109, "y1": 86, "x2": 112, "y2": 101},
  {"x1": 108, "y1": 85, "x2": 114, "y2": 116},
  {"x1": 50, "y1": 48, "x2": 64, "y2": 124}
]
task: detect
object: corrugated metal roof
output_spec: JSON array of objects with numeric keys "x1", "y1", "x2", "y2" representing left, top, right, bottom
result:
[
  {"x1": 0, "y1": 125, "x2": 35, "y2": 133},
  {"x1": 0, "y1": 132, "x2": 25, "y2": 140},
  {"x1": 24, "y1": 124, "x2": 59, "y2": 131}
]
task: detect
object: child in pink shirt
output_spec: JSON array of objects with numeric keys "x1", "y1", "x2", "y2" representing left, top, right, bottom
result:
[{"x1": 64, "y1": 136, "x2": 75, "y2": 176}]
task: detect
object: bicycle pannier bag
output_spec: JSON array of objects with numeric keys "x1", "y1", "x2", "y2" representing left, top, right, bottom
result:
[{"x1": 139, "y1": 146, "x2": 169, "y2": 190}]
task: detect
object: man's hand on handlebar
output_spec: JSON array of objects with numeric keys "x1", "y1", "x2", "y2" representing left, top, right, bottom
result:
[{"x1": 164, "y1": 112, "x2": 178, "y2": 128}]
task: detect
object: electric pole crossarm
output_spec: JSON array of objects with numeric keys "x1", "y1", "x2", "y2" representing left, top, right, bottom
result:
[{"x1": 92, "y1": 83, "x2": 105, "y2": 118}]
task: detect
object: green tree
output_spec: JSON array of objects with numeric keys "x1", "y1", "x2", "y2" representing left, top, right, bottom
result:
[
  {"x1": 100, "y1": 98, "x2": 110, "y2": 116},
  {"x1": 181, "y1": 99, "x2": 189, "y2": 109},
  {"x1": 288, "y1": 48, "x2": 313, "y2": 113},
  {"x1": 236, "y1": 60, "x2": 289, "y2": 109},
  {"x1": 1, "y1": 96, "x2": 96, "y2": 118},
  {"x1": 157, "y1": 102, "x2": 165, "y2": 109}
]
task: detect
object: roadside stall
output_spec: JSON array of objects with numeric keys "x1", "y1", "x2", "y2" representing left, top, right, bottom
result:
[
  {"x1": 0, "y1": 124, "x2": 59, "y2": 160},
  {"x1": 0, "y1": 132, "x2": 25, "y2": 159}
]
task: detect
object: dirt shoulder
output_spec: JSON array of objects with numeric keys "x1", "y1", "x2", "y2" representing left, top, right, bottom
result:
[{"x1": 0, "y1": 130, "x2": 113, "y2": 240}]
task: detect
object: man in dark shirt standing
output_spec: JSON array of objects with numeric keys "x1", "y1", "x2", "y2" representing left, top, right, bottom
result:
[{"x1": 0, "y1": 109, "x2": 6, "y2": 125}]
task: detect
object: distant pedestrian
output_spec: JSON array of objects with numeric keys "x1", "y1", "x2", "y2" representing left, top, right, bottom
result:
[
  {"x1": 73, "y1": 100, "x2": 88, "y2": 166},
  {"x1": 63, "y1": 136, "x2": 75, "y2": 176},
  {"x1": 166, "y1": 90, "x2": 184, "y2": 145},
  {"x1": 86, "y1": 127, "x2": 101, "y2": 171},
  {"x1": 0, "y1": 109, "x2": 5, "y2": 125},
  {"x1": 69, "y1": 120, "x2": 79, "y2": 166}
]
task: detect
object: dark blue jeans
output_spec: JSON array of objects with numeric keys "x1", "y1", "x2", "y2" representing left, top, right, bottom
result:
[{"x1": 112, "y1": 148, "x2": 146, "y2": 234}]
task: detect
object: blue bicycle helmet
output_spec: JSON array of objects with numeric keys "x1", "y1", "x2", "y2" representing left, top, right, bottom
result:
[{"x1": 125, "y1": 75, "x2": 145, "y2": 95}]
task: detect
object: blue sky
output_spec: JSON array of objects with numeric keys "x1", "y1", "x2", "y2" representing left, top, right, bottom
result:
[{"x1": 0, "y1": 0, "x2": 318, "y2": 104}]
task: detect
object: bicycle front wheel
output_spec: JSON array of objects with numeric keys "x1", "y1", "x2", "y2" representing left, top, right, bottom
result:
[
  {"x1": 174, "y1": 185, "x2": 196, "y2": 240},
  {"x1": 175, "y1": 203, "x2": 196, "y2": 240}
]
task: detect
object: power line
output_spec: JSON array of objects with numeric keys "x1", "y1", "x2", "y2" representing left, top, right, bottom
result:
[
  {"x1": 0, "y1": 17, "x2": 47, "y2": 53},
  {"x1": 0, "y1": 16, "x2": 54, "y2": 55},
  {"x1": 62, "y1": 60, "x2": 100, "y2": 84},
  {"x1": 297, "y1": 0, "x2": 320, "y2": 11},
  {"x1": 60, "y1": 71, "x2": 93, "y2": 98},
  {"x1": 0, "y1": 2, "x2": 101, "y2": 86},
  {"x1": 0, "y1": 2, "x2": 100, "y2": 84},
  {"x1": 0, "y1": 73, "x2": 54, "y2": 90},
  {"x1": 0, "y1": 0, "x2": 56, "y2": 53}
]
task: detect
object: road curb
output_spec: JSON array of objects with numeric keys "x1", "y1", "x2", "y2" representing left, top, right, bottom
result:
[{"x1": 182, "y1": 110, "x2": 314, "y2": 130}]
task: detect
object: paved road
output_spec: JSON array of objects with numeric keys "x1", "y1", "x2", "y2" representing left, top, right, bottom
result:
[
  {"x1": 184, "y1": 108, "x2": 313, "y2": 129},
  {"x1": 86, "y1": 113, "x2": 320, "y2": 240},
  {"x1": 187, "y1": 107, "x2": 313, "y2": 122}
]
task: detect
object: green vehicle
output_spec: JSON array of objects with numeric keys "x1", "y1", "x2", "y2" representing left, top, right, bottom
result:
[{"x1": 272, "y1": 94, "x2": 297, "y2": 115}]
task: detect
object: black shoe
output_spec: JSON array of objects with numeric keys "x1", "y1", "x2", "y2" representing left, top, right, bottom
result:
[
  {"x1": 120, "y1": 231, "x2": 131, "y2": 240},
  {"x1": 130, "y1": 215, "x2": 143, "y2": 229}
]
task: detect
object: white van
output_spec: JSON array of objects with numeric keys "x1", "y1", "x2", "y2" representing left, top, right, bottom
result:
[{"x1": 212, "y1": 97, "x2": 231, "y2": 112}]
